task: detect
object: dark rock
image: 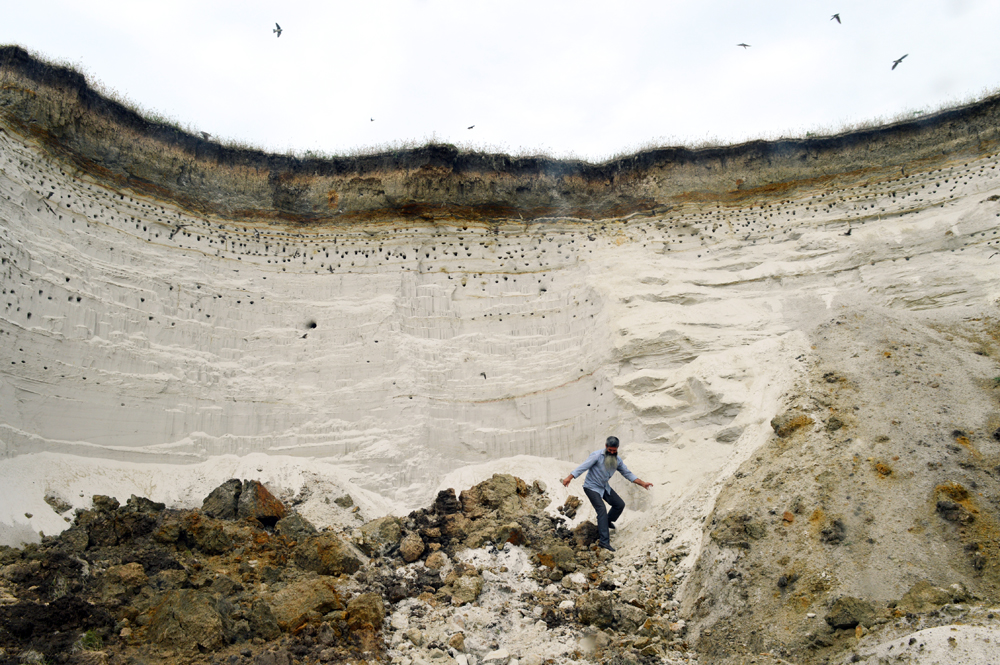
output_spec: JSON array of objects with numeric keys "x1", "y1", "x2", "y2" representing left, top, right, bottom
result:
[
  {"x1": 275, "y1": 513, "x2": 318, "y2": 540},
  {"x1": 559, "y1": 496, "x2": 582, "y2": 519},
  {"x1": 91, "y1": 495, "x2": 119, "y2": 513},
  {"x1": 202, "y1": 479, "x2": 243, "y2": 520},
  {"x1": 573, "y1": 521, "x2": 600, "y2": 548},
  {"x1": 333, "y1": 495, "x2": 354, "y2": 509},
  {"x1": 124, "y1": 495, "x2": 166, "y2": 513},
  {"x1": 249, "y1": 600, "x2": 282, "y2": 641},
  {"x1": 820, "y1": 519, "x2": 846, "y2": 545},
  {"x1": 825, "y1": 596, "x2": 876, "y2": 629},
  {"x1": 825, "y1": 416, "x2": 844, "y2": 432},
  {"x1": 576, "y1": 590, "x2": 614, "y2": 628},
  {"x1": 43, "y1": 492, "x2": 72, "y2": 514},
  {"x1": 182, "y1": 513, "x2": 233, "y2": 554},
  {"x1": 433, "y1": 489, "x2": 462, "y2": 515},
  {"x1": 613, "y1": 602, "x2": 648, "y2": 633},
  {"x1": 145, "y1": 588, "x2": 232, "y2": 652},
  {"x1": 237, "y1": 480, "x2": 287, "y2": 526}
]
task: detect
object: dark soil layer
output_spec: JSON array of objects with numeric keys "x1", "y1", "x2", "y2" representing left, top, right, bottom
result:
[{"x1": 3, "y1": 45, "x2": 1000, "y2": 227}]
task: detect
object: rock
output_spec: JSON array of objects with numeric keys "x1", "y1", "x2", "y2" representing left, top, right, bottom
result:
[
  {"x1": 274, "y1": 512, "x2": 318, "y2": 540},
  {"x1": 825, "y1": 596, "x2": 876, "y2": 629},
  {"x1": 560, "y1": 572, "x2": 586, "y2": 590},
  {"x1": 346, "y1": 592, "x2": 385, "y2": 630},
  {"x1": 613, "y1": 602, "x2": 648, "y2": 633},
  {"x1": 201, "y1": 479, "x2": 243, "y2": 520},
  {"x1": 99, "y1": 562, "x2": 147, "y2": 601},
  {"x1": 482, "y1": 649, "x2": 510, "y2": 664},
  {"x1": 897, "y1": 580, "x2": 954, "y2": 613},
  {"x1": 124, "y1": 495, "x2": 165, "y2": 513},
  {"x1": 540, "y1": 544, "x2": 577, "y2": 573},
  {"x1": 145, "y1": 588, "x2": 230, "y2": 651},
  {"x1": 294, "y1": 533, "x2": 366, "y2": 576},
  {"x1": 267, "y1": 577, "x2": 344, "y2": 631},
  {"x1": 254, "y1": 651, "x2": 293, "y2": 665},
  {"x1": 91, "y1": 495, "x2": 120, "y2": 513},
  {"x1": 559, "y1": 496, "x2": 582, "y2": 519},
  {"x1": 460, "y1": 474, "x2": 528, "y2": 520},
  {"x1": 825, "y1": 416, "x2": 844, "y2": 432},
  {"x1": 400, "y1": 532, "x2": 426, "y2": 563},
  {"x1": 248, "y1": 600, "x2": 281, "y2": 641},
  {"x1": 715, "y1": 426, "x2": 744, "y2": 443},
  {"x1": 237, "y1": 480, "x2": 287, "y2": 526},
  {"x1": 181, "y1": 513, "x2": 232, "y2": 554},
  {"x1": 334, "y1": 494, "x2": 354, "y2": 508},
  {"x1": 576, "y1": 590, "x2": 614, "y2": 628},
  {"x1": 496, "y1": 522, "x2": 525, "y2": 546},
  {"x1": 359, "y1": 516, "x2": 403, "y2": 557},
  {"x1": 448, "y1": 632, "x2": 466, "y2": 652},
  {"x1": 449, "y1": 573, "x2": 484, "y2": 605},
  {"x1": 443, "y1": 513, "x2": 471, "y2": 541},
  {"x1": 770, "y1": 412, "x2": 813, "y2": 438},
  {"x1": 43, "y1": 491, "x2": 72, "y2": 514},
  {"x1": 425, "y1": 550, "x2": 449, "y2": 570},
  {"x1": 433, "y1": 489, "x2": 462, "y2": 515},
  {"x1": 405, "y1": 628, "x2": 424, "y2": 646}
]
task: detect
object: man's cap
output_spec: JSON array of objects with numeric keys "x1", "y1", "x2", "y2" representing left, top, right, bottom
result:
[{"x1": 606, "y1": 436, "x2": 620, "y2": 447}]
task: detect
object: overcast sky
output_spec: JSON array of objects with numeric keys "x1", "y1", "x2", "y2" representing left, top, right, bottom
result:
[{"x1": 2, "y1": 0, "x2": 999, "y2": 162}]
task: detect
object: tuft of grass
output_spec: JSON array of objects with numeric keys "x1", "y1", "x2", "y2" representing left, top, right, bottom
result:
[{"x1": 79, "y1": 629, "x2": 103, "y2": 651}]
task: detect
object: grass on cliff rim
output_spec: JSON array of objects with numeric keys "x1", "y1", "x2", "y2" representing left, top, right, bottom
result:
[{"x1": 8, "y1": 44, "x2": 1000, "y2": 166}]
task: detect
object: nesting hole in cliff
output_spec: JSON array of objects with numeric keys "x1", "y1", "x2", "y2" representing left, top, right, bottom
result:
[{"x1": 306, "y1": 320, "x2": 317, "y2": 330}]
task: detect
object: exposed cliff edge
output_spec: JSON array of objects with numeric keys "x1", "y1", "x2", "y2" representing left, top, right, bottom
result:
[{"x1": 3, "y1": 44, "x2": 1000, "y2": 225}]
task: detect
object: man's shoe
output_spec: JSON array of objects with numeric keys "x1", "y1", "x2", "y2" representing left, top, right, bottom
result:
[
  {"x1": 608, "y1": 523, "x2": 616, "y2": 529},
  {"x1": 599, "y1": 543, "x2": 615, "y2": 552}
]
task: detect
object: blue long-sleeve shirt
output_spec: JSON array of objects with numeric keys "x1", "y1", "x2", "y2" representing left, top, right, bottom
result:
[{"x1": 570, "y1": 449, "x2": 638, "y2": 493}]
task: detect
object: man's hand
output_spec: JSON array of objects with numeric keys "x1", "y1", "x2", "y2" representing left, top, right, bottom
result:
[
  {"x1": 561, "y1": 475, "x2": 573, "y2": 487},
  {"x1": 635, "y1": 479, "x2": 653, "y2": 490}
]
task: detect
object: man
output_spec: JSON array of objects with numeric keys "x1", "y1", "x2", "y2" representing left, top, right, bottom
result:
[{"x1": 561, "y1": 436, "x2": 652, "y2": 552}]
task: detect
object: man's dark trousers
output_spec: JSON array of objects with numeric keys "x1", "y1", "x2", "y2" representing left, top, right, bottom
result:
[{"x1": 584, "y1": 487, "x2": 625, "y2": 547}]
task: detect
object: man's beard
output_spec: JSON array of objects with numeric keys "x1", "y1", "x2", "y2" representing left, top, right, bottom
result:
[{"x1": 603, "y1": 453, "x2": 618, "y2": 472}]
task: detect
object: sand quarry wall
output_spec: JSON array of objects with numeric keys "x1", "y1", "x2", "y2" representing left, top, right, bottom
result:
[{"x1": 1, "y1": 45, "x2": 999, "y2": 515}]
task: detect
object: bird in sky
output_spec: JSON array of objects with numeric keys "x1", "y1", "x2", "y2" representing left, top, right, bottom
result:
[
  {"x1": 892, "y1": 54, "x2": 908, "y2": 70},
  {"x1": 468, "y1": 125, "x2": 475, "y2": 130},
  {"x1": 273, "y1": 23, "x2": 282, "y2": 38},
  {"x1": 737, "y1": 43, "x2": 751, "y2": 49},
  {"x1": 831, "y1": 13, "x2": 841, "y2": 24}
]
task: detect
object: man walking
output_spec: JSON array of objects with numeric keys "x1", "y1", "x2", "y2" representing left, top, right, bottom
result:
[{"x1": 561, "y1": 436, "x2": 652, "y2": 552}]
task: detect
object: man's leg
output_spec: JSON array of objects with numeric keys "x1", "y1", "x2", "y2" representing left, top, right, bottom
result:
[
  {"x1": 584, "y1": 488, "x2": 611, "y2": 548},
  {"x1": 605, "y1": 487, "x2": 626, "y2": 527}
]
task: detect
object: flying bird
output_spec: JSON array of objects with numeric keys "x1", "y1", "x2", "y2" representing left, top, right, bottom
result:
[
  {"x1": 737, "y1": 43, "x2": 751, "y2": 49},
  {"x1": 200, "y1": 131, "x2": 211, "y2": 140},
  {"x1": 468, "y1": 125, "x2": 475, "y2": 130},
  {"x1": 892, "y1": 54, "x2": 908, "y2": 70},
  {"x1": 831, "y1": 13, "x2": 841, "y2": 24},
  {"x1": 273, "y1": 23, "x2": 282, "y2": 38}
]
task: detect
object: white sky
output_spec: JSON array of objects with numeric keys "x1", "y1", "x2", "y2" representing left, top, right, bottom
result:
[{"x1": 2, "y1": 0, "x2": 999, "y2": 162}]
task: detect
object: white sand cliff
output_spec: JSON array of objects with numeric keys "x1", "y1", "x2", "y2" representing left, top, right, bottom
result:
[{"x1": 1, "y1": 49, "x2": 1000, "y2": 664}]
